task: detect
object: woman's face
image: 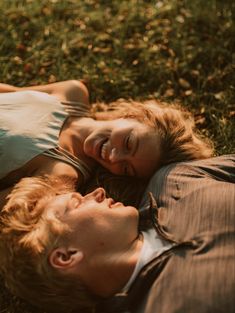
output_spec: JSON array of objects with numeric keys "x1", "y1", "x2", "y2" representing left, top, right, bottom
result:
[{"x1": 83, "y1": 118, "x2": 161, "y2": 178}]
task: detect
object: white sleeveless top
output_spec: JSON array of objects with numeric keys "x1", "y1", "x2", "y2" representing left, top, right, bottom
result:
[{"x1": 0, "y1": 90, "x2": 91, "y2": 181}]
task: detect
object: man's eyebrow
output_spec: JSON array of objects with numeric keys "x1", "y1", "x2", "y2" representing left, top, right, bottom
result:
[{"x1": 63, "y1": 206, "x2": 69, "y2": 215}]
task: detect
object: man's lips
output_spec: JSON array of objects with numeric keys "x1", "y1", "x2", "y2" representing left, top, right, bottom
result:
[
  {"x1": 108, "y1": 198, "x2": 115, "y2": 207},
  {"x1": 108, "y1": 198, "x2": 124, "y2": 208}
]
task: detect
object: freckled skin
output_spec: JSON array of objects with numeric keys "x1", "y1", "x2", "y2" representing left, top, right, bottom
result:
[
  {"x1": 83, "y1": 118, "x2": 161, "y2": 178},
  {"x1": 45, "y1": 188, "x2": 139, "y2": 259}
]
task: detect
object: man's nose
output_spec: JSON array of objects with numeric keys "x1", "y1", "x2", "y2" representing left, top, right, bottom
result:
[
  {"x1": 109, "y1": 148, "x2": 125, "y2": 163},
  {"x1": 88, "y1": 187, "x2": 106, "y2": 202}
]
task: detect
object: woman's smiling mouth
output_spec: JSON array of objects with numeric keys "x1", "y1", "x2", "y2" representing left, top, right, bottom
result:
[{"x1": 100, "y1": 140, "x2": 109, "y2": 160}]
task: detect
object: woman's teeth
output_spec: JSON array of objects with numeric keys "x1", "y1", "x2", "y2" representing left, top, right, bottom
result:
[{"x1": 100, "y1": 141, "x2": 108, "y2": 160}]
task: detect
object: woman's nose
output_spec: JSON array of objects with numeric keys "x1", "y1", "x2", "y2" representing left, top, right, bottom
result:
[
  {"x1": 109, "y1": 148, "x2": 125, "y2": 163},
  {"x1": 89, "y1": 187, "x2": 106, "y2": 202}
]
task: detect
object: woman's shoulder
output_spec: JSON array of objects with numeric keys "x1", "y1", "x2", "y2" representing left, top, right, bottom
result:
[
  {"x1": 0, "y1": 90, "x2": 69, "y2": 179},
  {"x1": 0, "y1": 90, "x2": 62, "y2": 111},
  {"x1": 0, "y1": 89, "x2": 66, "y2": 133}
]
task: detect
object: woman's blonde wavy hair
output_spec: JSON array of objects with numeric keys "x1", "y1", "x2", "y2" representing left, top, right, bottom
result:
[{"x1": 91, "y1": 99, "x2": 213, "y2": 166}]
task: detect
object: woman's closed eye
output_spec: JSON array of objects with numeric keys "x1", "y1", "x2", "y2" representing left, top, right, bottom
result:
[{"x1": 125, "y1": 132, "x2": 134, "y2": 152}]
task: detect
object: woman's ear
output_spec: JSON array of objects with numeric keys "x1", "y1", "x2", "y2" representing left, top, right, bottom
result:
[{"x1": 49, "y1": 247, "x2": 84, "y2": 270}]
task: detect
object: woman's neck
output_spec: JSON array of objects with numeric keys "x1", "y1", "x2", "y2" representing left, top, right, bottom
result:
[
  {"x1": 59, "y1": 117, "x2": 97, "y2": 167},
  {"x1": 68, "y1": 117, "x2": 99, "y2": 142}
]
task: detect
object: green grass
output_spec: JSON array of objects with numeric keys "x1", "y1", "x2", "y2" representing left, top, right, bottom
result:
[{"x1": 0, "y1": 0, "x2": 234, "y2": 312}]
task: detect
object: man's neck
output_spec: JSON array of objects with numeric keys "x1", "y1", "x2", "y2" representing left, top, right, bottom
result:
[{"x1": 83, "y1": 235, "x2": 143, "y2": 297}]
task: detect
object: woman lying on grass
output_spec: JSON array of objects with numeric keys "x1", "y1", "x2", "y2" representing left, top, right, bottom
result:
[{"x1": 0, "y1": 80, "x2": 213, "y2": 208}]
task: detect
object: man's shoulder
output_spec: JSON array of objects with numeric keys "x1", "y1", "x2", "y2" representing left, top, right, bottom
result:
[
  {"x1": 140, "y1": 154, "x2": 235, "y2": 209},
  {"x1": 154, "y1": 154, "x2": 234, "y2": 181}
]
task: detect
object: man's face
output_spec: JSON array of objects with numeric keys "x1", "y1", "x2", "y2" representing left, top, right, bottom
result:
[{"x1": 45, "y1": 188, "x2": 139, "y2": 257}]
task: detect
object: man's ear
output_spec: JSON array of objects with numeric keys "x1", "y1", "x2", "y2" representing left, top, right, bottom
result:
[{"x1": 49, "y1": 247, "x2": 84, "y2": 270}]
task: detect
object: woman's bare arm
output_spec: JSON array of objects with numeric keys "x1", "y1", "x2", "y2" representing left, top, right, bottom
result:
[
  {"x1": 0, "y1": 83, "x2": 18, "y2": 92},
  {"x1": 0, "y1": 80, "x2": 89, "y2": 105}
]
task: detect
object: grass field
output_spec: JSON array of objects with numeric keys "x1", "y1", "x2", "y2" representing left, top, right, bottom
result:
[{"x1": 0, "y1": 0, "x2": 234, "y2": 312}]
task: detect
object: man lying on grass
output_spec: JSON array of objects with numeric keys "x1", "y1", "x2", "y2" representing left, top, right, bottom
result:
[{"x1": 0, "y1": 155, "x2": 234, "y2": 313}]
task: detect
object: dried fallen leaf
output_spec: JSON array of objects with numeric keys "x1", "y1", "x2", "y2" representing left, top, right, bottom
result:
[
  {"x1": 16, "y1": 43, "x2": 27, "y2": 52},
  {"x1": 23, "y1": 63, "x2": 32, "y2": 73},
  {"x1": 48, "y1": 74, "x2": 56, "y2": 83},
  {"x1": 168, "y1": 48, "x2": 175, "y2": 57},
  {"x1": 176, "y1": 15, "x2": 185, "y2": 23},
  {"x1": 164, "y1": 88, "x2": 174, "y2": 97},
  {"x1": 191, "y1": 70, "x2": 200, "y2": 77},
  {"x1": 132, "y1": 60, "x2": 139, "y2": 65},
  {"x1": 12, "y1": 56, "x2": 23, "y2": 64},
  {"x1": 179, "y1": 78, "x2": 191, "y2": 89},
  {"x1": 185, "y1": 90, "x2": 193, "y2": 96},
  {"x1": 39, "y1": 68, "x2": 46, "y2": 75},
  {"x1": 214, "y1": 92, "x2": 225, "y2": 100}
]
